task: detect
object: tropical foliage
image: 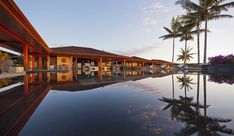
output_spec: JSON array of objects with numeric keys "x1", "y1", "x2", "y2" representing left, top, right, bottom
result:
[
  {"x1": 160, "y1": 17, "x2": 181, "y2": 63},
  {"x1": 209, "y1": 54, "x2": 234, "y2": 64},
  {"x1": 176, "y1": 0, "x2": 234, "y2": 63},
  {"x1": 0, "y1": 51, "x2": 12, "y2": 73},
  {"x1": 177, "y1": 47, "x2": 195, "y2": 64}
]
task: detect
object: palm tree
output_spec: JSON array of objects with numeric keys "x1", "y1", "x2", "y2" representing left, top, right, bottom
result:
[
  {"x1": 180, "y1": 13, "x2": 204, "y2": 64},
  {"x1": 178, "y1": 22, "x2": 194, "y2": 52},
  {"x1": 160, "y1": 17, "x2": 181, "y2": 64},
  {"x1": 176, "y1": 0, "x2": 234, "y2": 63},
  {"x1": 177, "y1": 47, "x2": 194, "y2": 65}
]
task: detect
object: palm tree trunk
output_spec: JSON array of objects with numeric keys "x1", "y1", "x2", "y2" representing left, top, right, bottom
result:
[
  {"x1": 185, "y1": 39, "x2": 187, "y2": 51},
  {"x1": 197, "y1": 24, "x2": 200, "y2": 64},
  {"x1": 184, "y1": 73, "x2": 187, "y2": 98},
  {"x1": 172, "y1": 38, "x2": 175, "y2": 64},
  {"x1": 184, "y1": 40, "x2": 188, "y2": 65},
  {"x1": 204, "y1": 20, "x2": 208, "y2": 64},
  {"x1": 203, "y1": 75, "x2": 207, "y2": 117}
]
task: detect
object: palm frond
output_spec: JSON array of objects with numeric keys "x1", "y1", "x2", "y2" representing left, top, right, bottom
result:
[
  {"x1": 210, "y1": 14, "x2": 233, "y2": 20},
  {"x1": 159, "y1": 34, "x2": 174, "y2": 40},
  {"x1": 163, "y1": 27, "x2": 173, "y2": 33},
  {"x1": 176, "y1": 0, "x2": 201, "y2": 11}
]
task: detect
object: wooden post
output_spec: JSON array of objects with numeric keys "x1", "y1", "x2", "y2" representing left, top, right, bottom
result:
[
  {"x1": 98, "y1": 57, "x2": 103, "y2": 70},
  {"x1": 31, "y1": 73, "x2": 35, "y2": 83},
  {"x1": 38, "y1": 55, "x2": 43, "y2": 69},
  {"x1": 46, "y1": 55, "x2": 50, "y2": 70},
  {"x1": 98, "y1": 70, "x2": 103, "y2": 80},
  {"x1": 70, "y1": 56, "x2": 73, "y2": 70},
  {"x1": 31, "y1": 55, "x2": 35, "y2": 70},
  {"x1": 23, "y1": 44, "x2": 29, "y2": 71},
  {"x1": 73, "y1": 58, "x2": 78, "y2": 70}
]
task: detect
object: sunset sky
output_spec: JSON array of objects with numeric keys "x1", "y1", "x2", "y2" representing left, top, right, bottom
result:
[{"x1": 15, "y1": 0, "x2": 234, "y2": 62}]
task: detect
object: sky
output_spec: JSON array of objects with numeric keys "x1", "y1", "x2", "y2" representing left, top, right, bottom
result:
[{"x1": 14, "y1": 0, "x2": 234, "y2": 63}]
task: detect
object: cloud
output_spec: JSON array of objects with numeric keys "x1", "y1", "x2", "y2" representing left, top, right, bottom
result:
[
  {"x1": 143, "y1": 17, "x2": 158, "y2": 26},
  {"x1": 143, "y1": 1, "x2": 168, "y2": 14},
  {"x1": 113, "y1": 44, "x2": 160, "y2": 56},
  {"x1": 141, "y1": 1, "x2": 168, "y2": 31}
]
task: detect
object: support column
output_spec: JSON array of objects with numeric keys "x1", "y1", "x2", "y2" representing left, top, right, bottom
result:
[
  {"x1": 31, "y1": 55, "x2": 35, "y2": 70},
  {"x1": 73, "y1": 58, "x2": 78, "y2": 70},
  {"x1": 70, "y1": 56, "x2": 73, "y2": 70},
  {"x1": 123, "y1": 59, "x2": 126, "y2": 69},
  {"x1": 46, "y1": 55, "x2": 50, "y2": 70},
  {"x1": 38, "y1": 55, "x2": 43, "y2": 69},
  {"x1": 98, "y1": 57, "x2": 103, "y2": 70},
  {"x1": 23, "y1": 44, "x2": 29, "y2": 71},
  {"x1": 98, "y1": 70, "x2": 103, "y2": 80},
  {"x1": 98, "y1": 57, "x2": 103, "y2": 80},
  {"x1": 31, "y1": 73, "x2": 35, "y2": 83}
]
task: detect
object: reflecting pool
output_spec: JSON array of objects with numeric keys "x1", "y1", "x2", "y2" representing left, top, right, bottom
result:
[{"x1": 0, "y1": 71, "x2": 234, "y2": 136}]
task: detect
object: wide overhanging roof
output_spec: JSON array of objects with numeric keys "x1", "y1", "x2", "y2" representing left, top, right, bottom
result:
[{"x1": 0, "y1": 0, "x2": 51, "y2": 54}]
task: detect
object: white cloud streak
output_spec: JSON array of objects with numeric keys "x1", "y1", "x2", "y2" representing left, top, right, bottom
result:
[
  {"x1": 113, "y1": 44, "x2": 160, "y2": 56},
  {"x1": 143, "y1": 17, "x2": 158, "y2": 26},
  {"x1": 143, "y1": 1, "x2": 168, "y2": 14}
]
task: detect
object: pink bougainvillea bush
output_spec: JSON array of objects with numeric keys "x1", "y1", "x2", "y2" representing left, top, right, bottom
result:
[{"x1": 208, "y1": 54, "x2": 234, "y2": 65}]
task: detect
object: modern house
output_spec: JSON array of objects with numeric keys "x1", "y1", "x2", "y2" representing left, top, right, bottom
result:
[{"x1": 0, "y1": 0, "x2": 171, "y2": 73}]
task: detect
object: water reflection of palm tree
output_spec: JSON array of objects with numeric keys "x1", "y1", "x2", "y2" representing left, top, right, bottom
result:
[
  {"x1": 160, "y1": 74, "x2": 234, "y2": 135},
  {"x1": 196, "y1": 73, "x2": 200, "y2": 115},
  {"x1": 177, "y1": 74, "x2": 194, "y2": 97},
  {"x1": 172, "y1": 74, "x2": 175, "y2": 99},
  {"x1": 175, "y1": 113, "x2": 234, "y2": 135},
  {"x1": 160, "y1": 96, "x2": 206, "y2": 121},
  {"x1": 161, "y1": 74, "x2": 204, "y2": 120}
]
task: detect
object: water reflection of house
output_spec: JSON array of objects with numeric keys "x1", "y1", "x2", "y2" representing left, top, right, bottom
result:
[
  {"x1": 0, "y1": 78, "x2": 50, "y2": 136},
  {"x1": 0, "y1": 70, "x2": 172, "y2": 135}
]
